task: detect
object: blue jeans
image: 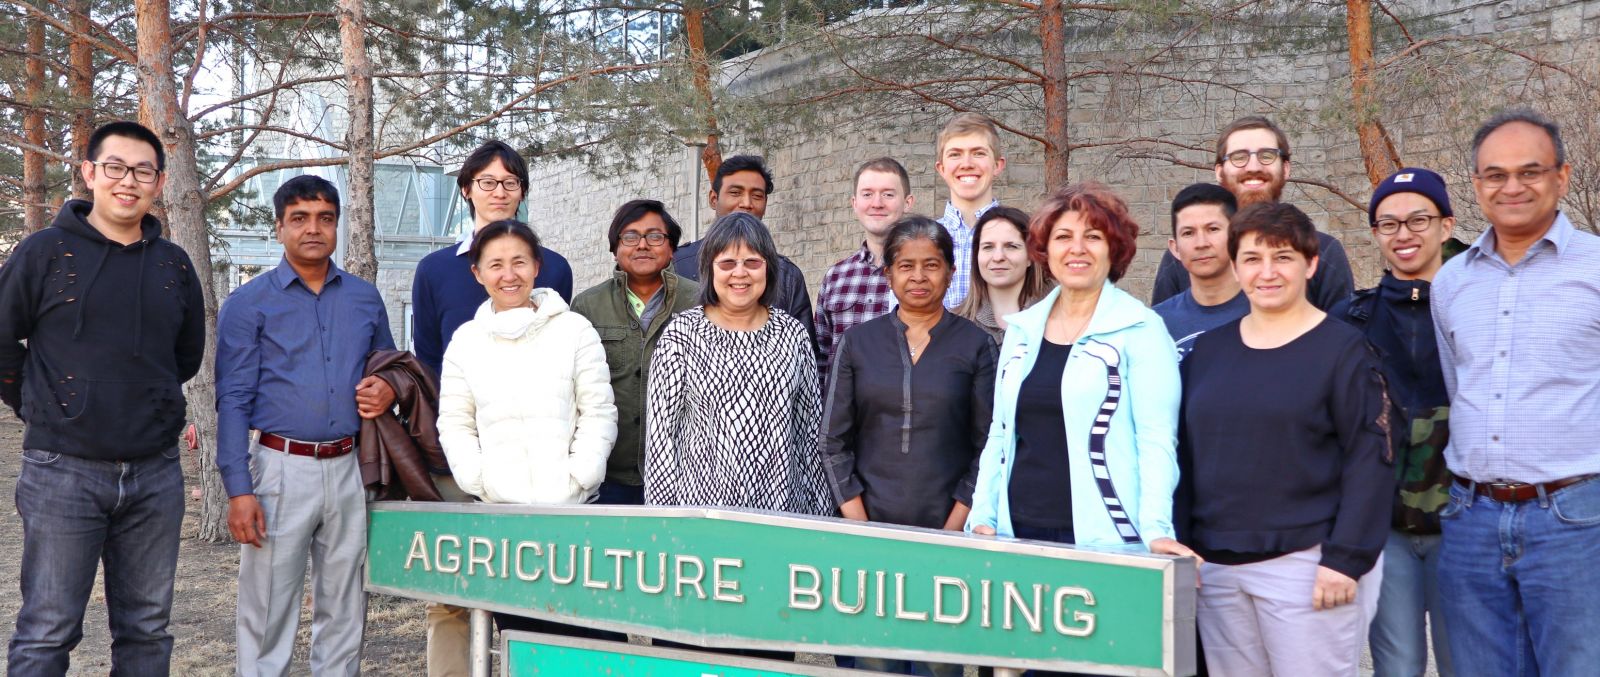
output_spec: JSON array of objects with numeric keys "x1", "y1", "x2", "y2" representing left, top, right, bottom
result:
[
  {"x1": 1369, "y1": 530, "x2": 1453, "y2": 677},
  {"x1": 1438, "y1": 476, "x2": 1600, "y2": 676},
  {"x1": 8, "y1": 447, "x2": 185, "y2": 677}
]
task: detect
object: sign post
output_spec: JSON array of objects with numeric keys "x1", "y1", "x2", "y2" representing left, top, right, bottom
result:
[{"x1": 366, "y1": 502, "x2": 1196, "y2": 676}]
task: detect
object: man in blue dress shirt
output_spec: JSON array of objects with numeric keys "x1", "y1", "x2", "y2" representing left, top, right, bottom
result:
[{"x1": 216, "y1": 175, "x2": 396, "y2": 676}]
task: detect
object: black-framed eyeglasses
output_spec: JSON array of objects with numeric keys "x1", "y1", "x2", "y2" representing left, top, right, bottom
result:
[
  {"x1": 714, "y1": 257, "x2": 766, "y2": 272},
  {"x1": 1374, "y1": 214, "x2": 1442, "y2": 235},
  {"x1": 1474, "y1": 165, "x2": 1558, "y2": 189},
  {"x1": 1224, "y1": 148, "x2": 1284, "y2": 168},
  {"x1": 619, "y1": 232, "x2": 668, "y2": 246},
  {"x1": 473, "y1": 177, "x2": 523, "y2": 192},
  {"x1": 93, "y1": 161, "x2": 160, "y2": 184}
]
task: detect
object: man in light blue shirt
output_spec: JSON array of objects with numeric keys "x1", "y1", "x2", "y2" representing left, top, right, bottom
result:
[
  {"x1": 1432, "y1": 108, "x2": 1600, "y2": 674},
  {"x1": 934, "y1": 113, "x2": 1004, "y2": 308}
]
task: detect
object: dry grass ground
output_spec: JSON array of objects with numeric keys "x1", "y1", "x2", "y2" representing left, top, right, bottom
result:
[{"x1": 0, "y1": 409, "x2": 428, "y2": 676}]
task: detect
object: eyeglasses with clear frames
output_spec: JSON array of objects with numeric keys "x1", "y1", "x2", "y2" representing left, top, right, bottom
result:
[
  {"x1": 714, "y1": 257, "x2": 767, "y2": 272},
  {"x1": 1225, "y1": 148, "x2": 1284, "y2": 168},
  {"x1": 473, "y1": 177, "x2": 523, "y2": 192},
  {"x1": 1474, "y1": 165, "x2": 1558, "y2": 189},
  {"x1": 93, "y1": 161, "x2": 160, "y2": 184},
  {"x1": 1374, "y1": 214, "x2": 1442, "y2": 235},
  {"x1": 619, "y1": 232, "x2": 668, "y2": 246}
]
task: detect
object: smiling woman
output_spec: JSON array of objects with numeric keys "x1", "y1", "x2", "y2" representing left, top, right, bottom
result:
[
  {"x1": 966, "y1": 184, "x2": 1192, "y2": 587},
  {"x1": 644, "y1": 212, "x2": 831, "y2": 518}
]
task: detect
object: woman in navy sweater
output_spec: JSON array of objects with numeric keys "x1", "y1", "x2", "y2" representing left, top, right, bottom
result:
[{"x1": 1175, "y1": 202, "x2": 1393, "y2": 675}]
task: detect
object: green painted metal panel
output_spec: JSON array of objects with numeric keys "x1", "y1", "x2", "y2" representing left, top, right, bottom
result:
[
  {"x1": 501, "y1": 632, "x2": 862, "y2": 676},
  {"x1": 368, "y1": 503, "x2": 1194, "y2": 676}
]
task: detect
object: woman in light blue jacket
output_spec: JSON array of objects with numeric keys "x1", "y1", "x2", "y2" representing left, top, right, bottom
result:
[{"x1": 966, "y1": 183, "x2": 1196, "y2": 560}]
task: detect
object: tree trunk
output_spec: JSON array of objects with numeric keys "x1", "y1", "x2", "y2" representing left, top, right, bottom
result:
[
  {"x1": 1346, "y1": 0, "x2": 1401, "y2": 187},
  {"x1": 683, "y1": 2, "x2": 723, "y2": 180},
  {"x1": 135, "y1": 0, "x2": 229, "y2": 543},
  {"x1": 70, "y1": 0, "x2": 94, "y2": 200},
  {"x1": 1039, "y1": 0, "x2": 1071, "y2": 189},
  {"x1": 339, "y1": 0, "x2": 379, "y2": 283},
  {"x1": 24, "y1": 17, "x2": 50, "y2": 232}
]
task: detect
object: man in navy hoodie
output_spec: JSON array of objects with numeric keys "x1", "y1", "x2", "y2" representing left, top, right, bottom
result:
[{"x1": 0, "y1": 121, "x2": 207, "y2": 676}]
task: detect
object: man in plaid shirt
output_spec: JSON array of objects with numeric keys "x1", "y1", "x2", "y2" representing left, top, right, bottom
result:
[{"x1": 815, "y1": 158, "x2": 916, "y2": 381}]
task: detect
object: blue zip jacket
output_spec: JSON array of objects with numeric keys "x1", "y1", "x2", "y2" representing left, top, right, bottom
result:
[{"x1": 965, "y1": 281, "x2": 1181, "y2": 548}]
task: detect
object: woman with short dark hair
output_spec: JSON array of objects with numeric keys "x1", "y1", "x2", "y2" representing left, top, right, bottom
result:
[
  {"x1": 644, "y1": 212, "x2": 830, "y2": 515},
  {"x1": 1174, "y1": 202, "x2": 1392, "y2": 674},
  {"x1": 821, "y1": 216, "x2": 996, "y2": 677}
]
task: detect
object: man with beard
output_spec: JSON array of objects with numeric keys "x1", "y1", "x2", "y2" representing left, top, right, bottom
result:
[{"x1": 1150, "y1": 116, "x2": 1353, "y2": 310}]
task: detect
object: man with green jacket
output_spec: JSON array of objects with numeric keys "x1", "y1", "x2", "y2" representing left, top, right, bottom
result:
[{"x1": 571, "y1": 199, "x2": 701, "y2": 505}]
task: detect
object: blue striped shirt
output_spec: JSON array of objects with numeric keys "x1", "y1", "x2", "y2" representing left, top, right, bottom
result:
[
  {"x1": 939, "y1": 199, "x2": 998, "y2": 308},
  {"x1": 1432, "y1": 212, "x2": 1600, "y2": 483}
]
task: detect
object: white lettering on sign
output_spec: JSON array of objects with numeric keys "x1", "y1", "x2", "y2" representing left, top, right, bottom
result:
[
  {"x1": 712, "y1": 558, "x2": 745, "y2": 603},
  {"x1": 436, "y1": 535, "x2": 462, "y2": 574},
  {"x1": 831, "y1": 568, "x2": 866, "y2": 615},
  {"x1": 405, "y1": 531, "x2": 431, "y2": 572},
  {"x1": 1054, "y1": 586, "x2": 1096, "y2": 637},
  {"x1": 1003, "y1": 582, "x2": 1045, "y2": 633},
  {"x1": 401, "y1": 529, "x2": 1100, "y2": 639},
  {"x1": 636, "y1": 551, "x2": 667, "y2": 594},
  {"x1": 549, "y1": 544, "x2": 577, "y2": 585},
  {"x1": 515, "y1": 542, "x2": 543, "y2": 581},
  {"x1": 894, "y1": 573, "x2": 928, "y2": 621},
  {"x1": 933, "y1": 576, "x2": 970, "y2": 625},
  {"x1": 605, "y1": 549, "x2": 633, "y2": 591},
  {"x1": 789, "y1": 564, "x2": 823, "y2": 610},
  {"x1": 583, "y1": 547, "x2": 610, "y2": 590},
  {"x1": 467, "y1": 537, "x2": 495, "y2": 578},
  {"x1": 675, "y1": 555, "x2": 707, "y2": 600}
]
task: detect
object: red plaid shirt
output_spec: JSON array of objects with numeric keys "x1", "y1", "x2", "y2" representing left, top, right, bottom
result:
[{"x1": 815, "y1": 242, "x2": 894, "y2": 380}]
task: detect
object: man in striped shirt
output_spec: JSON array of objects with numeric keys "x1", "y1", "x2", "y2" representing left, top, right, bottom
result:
[
  {"x1": 815, "y1": 158, "x2": 915, "y2": 380},
  {"x1": 1432, "y1": 108, "x2": 1600, "y2": 674}
]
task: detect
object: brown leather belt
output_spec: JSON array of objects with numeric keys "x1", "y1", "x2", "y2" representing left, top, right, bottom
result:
[
  {"x1": 1455, "y1": 475, "x2": 1595, "y2": 502},
  {"x1": 260, "y1": 432, "x2": 354, "y2": 459}
]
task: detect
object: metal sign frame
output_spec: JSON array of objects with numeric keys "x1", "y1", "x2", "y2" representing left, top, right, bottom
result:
[{"x1": 367, "y1": 501, "x2": 1196, "y2": 676}]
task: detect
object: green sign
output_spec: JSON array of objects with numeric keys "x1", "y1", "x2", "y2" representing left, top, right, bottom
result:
[
  {"x1": 367, "y1": 503, "x2": 1196, "y2": 676},
  {"x1": 501, "y1": 631, "x2": 880, "y2": 676}
]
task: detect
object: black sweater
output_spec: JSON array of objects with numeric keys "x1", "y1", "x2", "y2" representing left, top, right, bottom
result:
[
  {"x1": 1175, "y1": 317, "x2": 1394, "y2": 580},
  {"x1": 0, "y1": 200, "x2": 207, "y2": 460}
]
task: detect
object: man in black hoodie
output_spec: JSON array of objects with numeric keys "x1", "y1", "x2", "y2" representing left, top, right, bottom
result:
[{"x1": 0, "y1": 121, "x2": 206, "y2": 676}]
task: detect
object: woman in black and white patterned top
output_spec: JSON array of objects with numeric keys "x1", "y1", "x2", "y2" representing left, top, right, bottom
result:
[{"x1": 644, "y1": 212, "x2": 832, "y2": 516}]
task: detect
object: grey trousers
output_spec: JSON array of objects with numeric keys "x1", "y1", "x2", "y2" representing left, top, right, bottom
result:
[
  {"x1": 236, "y1": 441, "x2": 367, "y2": 677},
  {"x1": 1197, "y1": 546, "x2": 1382, "y2": 677}
]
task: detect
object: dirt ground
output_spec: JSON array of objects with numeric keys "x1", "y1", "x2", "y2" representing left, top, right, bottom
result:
[{"x1": 0, "y1": 410, "x2": 428, "y2": 676}]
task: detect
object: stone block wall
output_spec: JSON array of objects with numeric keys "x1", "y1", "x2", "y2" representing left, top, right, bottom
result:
[{"x1": 502, "y1": 0, "x2": 1599, "y2": 308}]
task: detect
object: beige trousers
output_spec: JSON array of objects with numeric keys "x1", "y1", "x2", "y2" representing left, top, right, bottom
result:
[{"x1": 426, "y1": 475, "x2": 477, "y2": 677}]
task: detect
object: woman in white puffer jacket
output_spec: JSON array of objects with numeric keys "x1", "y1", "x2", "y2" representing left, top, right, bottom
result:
[{"x1": 437, "y1": 220, "x2": 617, "y2": 505}]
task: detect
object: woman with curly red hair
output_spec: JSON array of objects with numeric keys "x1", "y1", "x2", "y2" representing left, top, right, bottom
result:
[{"x1": 965, "y1": 183, "x2": 1197, "y2": 567}]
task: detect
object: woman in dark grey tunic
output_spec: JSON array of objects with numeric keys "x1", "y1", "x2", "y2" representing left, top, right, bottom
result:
[
  {"x1": 821, "y1": 216, "x2": 997, "y2": 531},
  {"x1": 820, "y1": 216, "x2": 996, "y2": 676}
]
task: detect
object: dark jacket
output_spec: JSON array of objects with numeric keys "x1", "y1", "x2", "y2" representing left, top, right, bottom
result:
[
  {"x1": 569, "y1": 270, "x2": 699, "y2": 486},
  {"x1": 359, "y1": 349, "x2": 446, "y2": 501},
  {"x1": 0, "y1": 200, "x2": 206, "y2": 460},
  {"x1": 1333, "y1": 272, "x2": 1452, "y2": 534}
]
